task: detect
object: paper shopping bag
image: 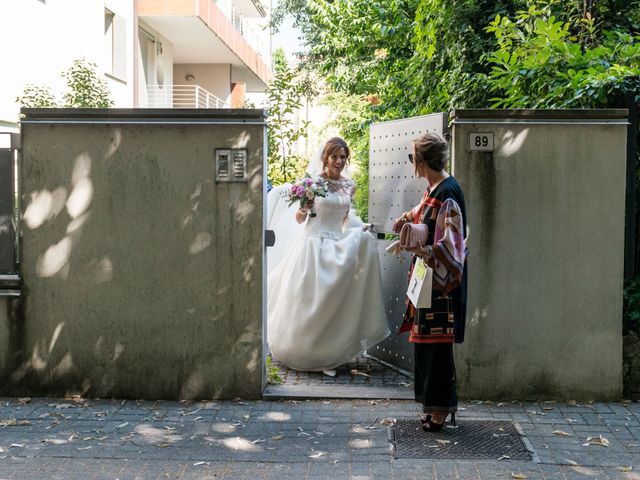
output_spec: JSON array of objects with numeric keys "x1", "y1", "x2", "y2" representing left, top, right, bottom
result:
[{"x1": 406, "y1": 258, "x2": 432, "y2": 308}]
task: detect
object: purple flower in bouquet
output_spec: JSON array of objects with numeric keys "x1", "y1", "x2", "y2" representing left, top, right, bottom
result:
[{"x1": 283, "y1": 174, "x2": 329, "y2": 218}]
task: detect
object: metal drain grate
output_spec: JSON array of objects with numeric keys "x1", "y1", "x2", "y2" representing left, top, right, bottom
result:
[{"x1": 388, "y1": 419, "x2": 533, "y2": 460}]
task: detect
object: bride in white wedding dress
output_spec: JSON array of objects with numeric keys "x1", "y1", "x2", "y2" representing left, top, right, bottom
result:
[{"x1": 267, "y1": 137, "x2": 390, "y2": 375}]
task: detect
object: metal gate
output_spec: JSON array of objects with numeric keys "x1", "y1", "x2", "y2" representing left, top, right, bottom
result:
[
  {"x1": 368, "y1": 113, "x2": 447, "y2": 372},
  {"x1": 0, "y1": 133, "x2": 19, "y2": 276}
]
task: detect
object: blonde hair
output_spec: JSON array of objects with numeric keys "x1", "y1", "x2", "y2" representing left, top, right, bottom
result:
[{"x1": 413, "y1": 132, "x2": 448, "y2": 171}]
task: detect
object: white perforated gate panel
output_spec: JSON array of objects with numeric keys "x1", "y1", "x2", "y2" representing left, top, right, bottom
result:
[{"x1": 368, "y1": 113, "x2": 447, "y2": 372}]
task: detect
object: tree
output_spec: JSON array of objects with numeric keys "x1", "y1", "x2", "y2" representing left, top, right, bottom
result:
[
  {"x1": 61, "y1": 59, "x2": 113, "y2": 108},
  {"x1": 266, "y1": 48, "x2": 310, "y2": 185},
  {"x1": 484, "y1": 2, "x2": 640, "y2": 108},
  {"x1": 273, "y1": 0, "x2": 640, "y2": 218},
  {"x1": 16, "y1": 58, "x2": 113, "y2": 109}
]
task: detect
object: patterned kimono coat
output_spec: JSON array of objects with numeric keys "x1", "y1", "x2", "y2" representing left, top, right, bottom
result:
[{"x1": 399, "y1": 176, "x2": 468, "y2": 344}]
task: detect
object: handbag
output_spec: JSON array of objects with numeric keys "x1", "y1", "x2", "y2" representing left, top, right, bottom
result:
[
  {"x1": 406, "y1": 258, "x2": 433, "y2": 308},
  {"x1": 399, "y1": 223, "x2": 429, "y2": 250}
]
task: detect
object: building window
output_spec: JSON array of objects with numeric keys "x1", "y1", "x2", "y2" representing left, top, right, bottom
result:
[{"x1": 104, "y1": 8, "x2": 127, "y2": 81}]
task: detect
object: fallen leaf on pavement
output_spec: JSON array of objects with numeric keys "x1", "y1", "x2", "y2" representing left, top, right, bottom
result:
[
  {"x1": 309, "y1": 451, "x2": 324, "y2": 458},
  {"x1": 351, "y1": 369, "x2": 371, "y2": 378},
  {"x1": 116, "y1": 422, "x2": 129, "y2": 429},
  {"x1": 552, "y1": 430, "x2": 572, "y2": 437},
  {"x1": 617, "y1": 466, "x2": 633, "y2": 472},
  {"x1": 183, "y1": 407, "x2": 203, "y2": 415},
  {"x1": 9, "y1": 443, "x2": 25, "y2": 448},
  {"x1": 583, "y1": 436, "x2": 609, "y2": 447},
  {"x1": 380, "y1": 418, "x2": 394, "y2": 426},
  {"x1": 436, "y1": 439, "x2": 451, "y2": 445},
  {"x1": 43, "y1": 439, "x2": 69, "y2": 445},
  {"x1": 0, "y1": 419, "x2": 31, "y2": 427},
  {"x1": 565, "y1": 459, "x2": 578, "y2": 466},
  {"x1": 17, "y1": 397, "x2": 31, "y2": 405},
  {"x1": 271, "y1": 435, "x2": 284, "y2": 441},
  {"x1": 511, "y1": 473, "x2": 528, "y2": 479}
]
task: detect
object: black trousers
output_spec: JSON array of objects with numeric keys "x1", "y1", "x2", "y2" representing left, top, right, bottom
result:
[{"x1": 414, "y1": 343, "x2": 458, "y2": 413}]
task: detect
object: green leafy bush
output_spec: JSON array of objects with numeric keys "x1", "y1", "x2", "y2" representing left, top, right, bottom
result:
[
  {"x1": 16, "y1": 85, "x2": 58, "y2": 108},
  {"x1": 16, "y1": 58, "x2": 113, "y2": 109},
  {"x1": 484, "y1": 4, "x2": 640, "y2": 108},
  {"x1": 61, "y1": 59, "x2": 113, "y2": 108},
  {"x1": 266, "y1": 355, "x2": 283, "y2": 384}
]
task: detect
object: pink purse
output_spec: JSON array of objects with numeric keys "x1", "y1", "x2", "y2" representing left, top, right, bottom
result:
[{"x1": 399, "y1": 223, "x2": 429, "y2": 250}]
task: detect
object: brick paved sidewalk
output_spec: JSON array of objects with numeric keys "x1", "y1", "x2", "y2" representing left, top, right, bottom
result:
[
  {"x1": 0, "y1": 396, "x2": 639, "y2": 479},
  {"x1": 271, "y1": 354, "x2": 413, "y2": 389}
]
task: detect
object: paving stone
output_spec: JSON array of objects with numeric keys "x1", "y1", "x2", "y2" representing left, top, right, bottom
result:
[
  {"x1": 0, "y1": 397, "x2": 638, "y2": 479},
  {"x1": 271, "y1": 354, "x2": 413, "y2": 390}
]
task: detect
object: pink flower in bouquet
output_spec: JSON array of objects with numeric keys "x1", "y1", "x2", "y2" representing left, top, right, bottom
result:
[{"x1": 282, "y1": 174, "x2": 329, "y2": 218}]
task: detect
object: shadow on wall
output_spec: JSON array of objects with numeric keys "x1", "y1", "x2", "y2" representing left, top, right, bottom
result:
[
  {"x1": 457, "y1": 128, "x2": 530, "y2": 397},
  {"x1": 462, "y1": 128, "x2": 529, "y2": 337},
  {"x1": 4, "y1": 126, "x2": 263, "y2": 400}
]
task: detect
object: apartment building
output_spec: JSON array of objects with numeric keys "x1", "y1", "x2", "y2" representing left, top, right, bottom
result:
[{"x1": 0, "y1": 0, "x2": 272, "y2": 132}]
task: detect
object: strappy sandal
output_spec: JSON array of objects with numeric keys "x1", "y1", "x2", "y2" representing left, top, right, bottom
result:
[{"x1": 422, "y1": 412, "x2": 456, "y2": 432}]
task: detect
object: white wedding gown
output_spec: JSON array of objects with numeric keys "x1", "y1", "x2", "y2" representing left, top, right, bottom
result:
[{"x1": 267, "y1": 176, "x2": 390, "y2": 371}]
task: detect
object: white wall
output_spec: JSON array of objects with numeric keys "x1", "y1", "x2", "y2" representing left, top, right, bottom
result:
[
  {"x1": 174, "y1": 64, "x2": 231, "y2": 105},
  {"x1": 137, "y1": 22, "x2": 174, "y2": 107},
  {"x1": 0, "y1": 0, "x2": 135, "y2": 126}
]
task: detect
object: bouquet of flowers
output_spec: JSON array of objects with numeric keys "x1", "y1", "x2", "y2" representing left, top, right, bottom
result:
[{"x1": 283, "y1": 174, "x2": 329, "y2": 217}]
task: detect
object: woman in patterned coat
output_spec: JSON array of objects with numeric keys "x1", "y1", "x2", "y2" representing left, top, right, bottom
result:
[{"x1": 393, "y1": 131, "x2": 468, "y2": 432}]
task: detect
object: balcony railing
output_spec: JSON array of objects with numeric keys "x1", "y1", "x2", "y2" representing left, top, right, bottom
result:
[
  {"x1": 239, "y1": 20, "x2": 269, "y2": 60},
  {"x1": 145, "y1": 85, "x2": 229, "y2": 109},
  {"x1": 215, "y1": 0, "x2": 269, "y2": 59}
]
